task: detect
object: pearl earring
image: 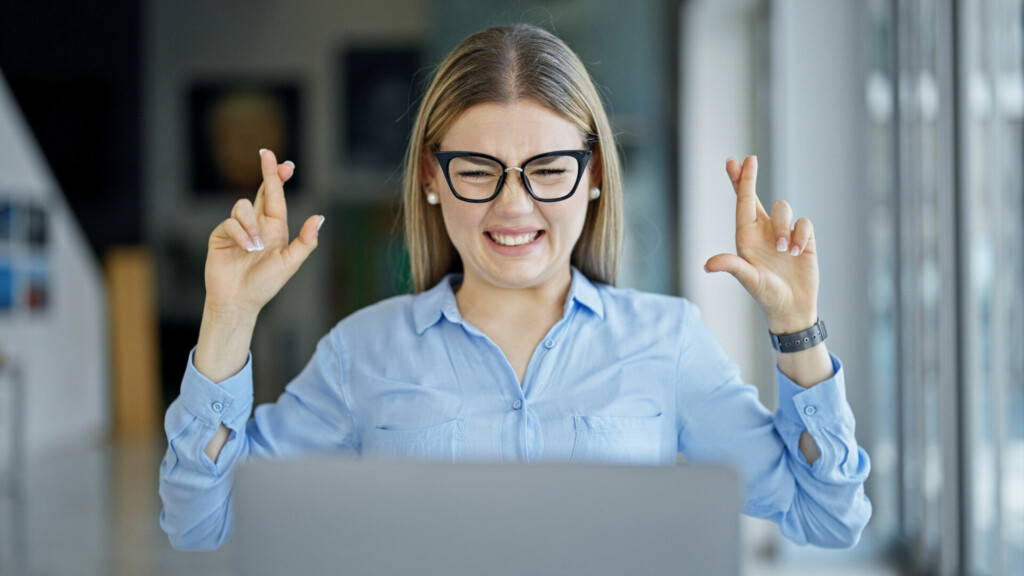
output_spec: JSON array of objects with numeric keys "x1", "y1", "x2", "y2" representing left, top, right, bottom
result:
[
  {"x1": 589, "y1": 187, "x2": 601, "y2": 200},
  {"x1": 426, "y1": 192, "x2": 439, "y2": 205}
]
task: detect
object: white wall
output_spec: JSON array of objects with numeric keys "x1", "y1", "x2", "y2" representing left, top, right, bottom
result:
[
  {"x1": 770, "y1": 0, "x2": 871, "y2": 446},
  {"x1": 0, "y1": 72, "x2": 108, "y2": 454},
  {"x1": 681, "y1": 0, "x2": 769, "y2": 399}
]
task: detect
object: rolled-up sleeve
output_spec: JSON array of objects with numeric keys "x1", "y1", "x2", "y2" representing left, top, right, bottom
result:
[
  {"x1": 675, "y1": 300, "x2": 872, "y2": 548},
  {"x1": 158, "y1": 328, "x2": 358, "y2": 551}
]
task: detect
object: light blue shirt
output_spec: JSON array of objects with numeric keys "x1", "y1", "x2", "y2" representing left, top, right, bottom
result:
[{"x1": 159, "y1": 267, "x2": 872, "y2": 551}]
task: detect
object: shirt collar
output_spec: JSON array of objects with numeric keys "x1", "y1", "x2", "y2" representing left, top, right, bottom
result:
[
  {"x1": 567, "y1": 265, "x2": 605, "y2": 319},
  {"x1": 412, "y1": 265, "x2": 605, "y2": 336}
]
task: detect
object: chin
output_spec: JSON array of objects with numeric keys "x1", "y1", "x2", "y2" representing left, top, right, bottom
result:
[
  {"x1": 489, "y1": 264, "x2": 549, "y2": 287},
  {"x1": 466, "y1": 256, "x2": 553, "y2": 289}
]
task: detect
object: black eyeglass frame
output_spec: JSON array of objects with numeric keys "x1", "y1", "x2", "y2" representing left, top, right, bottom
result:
[{"x1": 434, "y1": 148, "x2": 593, "y2": 203}]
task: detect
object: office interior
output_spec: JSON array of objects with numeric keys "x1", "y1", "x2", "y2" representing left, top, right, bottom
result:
[{"x1": 0, "y1": 0, "x2": 1020, "y2": 574}]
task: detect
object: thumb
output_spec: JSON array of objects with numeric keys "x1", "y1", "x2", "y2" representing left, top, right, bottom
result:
[
  {"x1": 281, "y1": 214, "x2": 324, "y2": 275},
  {"x1": 704, "y1": 253, "x2": 759, "y2": 292}
]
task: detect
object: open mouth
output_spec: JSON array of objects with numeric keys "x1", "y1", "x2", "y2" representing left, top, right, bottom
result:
[{"x1": 484, "y1": 230, "x2": 545, "y2": 247}]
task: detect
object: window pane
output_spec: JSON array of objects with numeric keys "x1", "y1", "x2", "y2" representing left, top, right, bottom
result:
[{"x1": 961, "y1": 1, "x2": 1024, "y2": 574}]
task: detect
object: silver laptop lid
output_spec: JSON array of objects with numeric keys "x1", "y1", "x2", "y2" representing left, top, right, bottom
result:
[{"x1": 229, "y1": 456, "x2": 741, "y2": 576}]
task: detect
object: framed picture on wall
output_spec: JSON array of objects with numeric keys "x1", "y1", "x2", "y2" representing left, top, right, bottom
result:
[
  {"x1": 0, "y1": 197, "x2": 50, "y2": 314},
  {"x1": 338, "y1": 46, "x2": 423, "y2": 171},
  {"x1": 0, "y1": 257, "x2": 12, "y2": 312},
  {"x1": 188, "y1": 81, "x2": 303, "y2": 196}
]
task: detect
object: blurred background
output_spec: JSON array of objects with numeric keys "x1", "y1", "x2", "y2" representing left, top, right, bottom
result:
[{"x1": 0, "y1": 0, "x2": 1020, "y2": 574}]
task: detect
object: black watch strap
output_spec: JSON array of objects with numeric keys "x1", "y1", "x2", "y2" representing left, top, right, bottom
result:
[{"x1": 769, "y1": 318, "x2": 828, "y2": 353}]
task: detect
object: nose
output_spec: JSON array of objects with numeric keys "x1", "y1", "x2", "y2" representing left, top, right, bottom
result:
[{"x1": 493, "y1": 169, "x2": 535, "y2": 214}]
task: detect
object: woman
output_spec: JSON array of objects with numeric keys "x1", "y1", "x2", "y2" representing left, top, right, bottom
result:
[{"x1": 159, "y1": 24, "x2": 871, "y2": 551}]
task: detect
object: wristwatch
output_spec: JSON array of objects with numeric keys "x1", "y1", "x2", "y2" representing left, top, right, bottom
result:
[{"x1": 769, "y1": 318, "x2": 828, "y2": 353}]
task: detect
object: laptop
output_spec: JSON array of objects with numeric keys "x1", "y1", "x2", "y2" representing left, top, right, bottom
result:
[{"x1": 229, "y1": 455, "x2": 741, "y2": 576}]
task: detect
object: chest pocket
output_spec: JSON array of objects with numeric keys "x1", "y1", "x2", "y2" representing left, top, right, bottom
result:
[
  {"x1": 362, "y1": 419, "x2": 464, "y2": 462},
  {"x1": 571, "y1": 412, "x2": 664, "y2": 466}
]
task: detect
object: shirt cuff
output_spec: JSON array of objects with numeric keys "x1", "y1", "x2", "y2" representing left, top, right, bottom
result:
[
  {"x1": 775, "y1": 351, "x2": 852, "y2": 427},
  {"x1": 774, "y1": 351, "x2": 859, "y2": 470},
  {"x1": 179, "y1": 345, "x2": 254, "y2": 430}
]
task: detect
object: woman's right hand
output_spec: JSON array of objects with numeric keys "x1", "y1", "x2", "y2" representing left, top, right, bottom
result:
[{"x1": 204, "y1": 148, "x2": 324, "y2": 317}]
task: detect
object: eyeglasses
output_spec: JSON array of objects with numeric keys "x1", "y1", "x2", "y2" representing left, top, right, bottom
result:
[{"x1": 434, "y1": 148, "x2": 593, "y2": 203}]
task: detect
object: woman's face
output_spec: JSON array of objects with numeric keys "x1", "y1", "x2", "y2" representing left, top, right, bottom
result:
[{"x1": 425, "y1": 100, "x2": 595, "y2": 291}]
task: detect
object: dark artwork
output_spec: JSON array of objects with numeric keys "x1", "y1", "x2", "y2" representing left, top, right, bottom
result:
[
  {"x1": 189, "y1": 82, "x2": 302, "y2": 196},
  {"x1": 341, "y1": 46, "x2": 423, "y2": 169}
]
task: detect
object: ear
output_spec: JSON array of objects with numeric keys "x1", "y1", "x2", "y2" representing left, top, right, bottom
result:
[{"x1": 419, "y1": 146, "x2": 437, "y2": 187}]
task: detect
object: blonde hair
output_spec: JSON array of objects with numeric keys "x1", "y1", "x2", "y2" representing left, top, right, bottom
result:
[{"x1": 401, "y1": 24, "x2": 623, "y2": 292}]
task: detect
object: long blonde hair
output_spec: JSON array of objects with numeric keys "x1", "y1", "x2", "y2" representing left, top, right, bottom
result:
[{"x1": 402, "y1": 24, "x2": 623, "y2": 292}]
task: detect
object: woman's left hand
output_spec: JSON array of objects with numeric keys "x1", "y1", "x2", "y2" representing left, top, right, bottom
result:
[{"x1": 703, "y1": 155, "x2": 819, "y2": 334}]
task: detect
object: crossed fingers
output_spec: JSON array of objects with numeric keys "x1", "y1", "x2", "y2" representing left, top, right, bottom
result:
[{"x1": 725, "y1": 156, "x2": 815, "y2": 256}]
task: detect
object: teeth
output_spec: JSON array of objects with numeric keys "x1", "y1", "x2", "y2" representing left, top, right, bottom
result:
[{"x1": 490, "y1": 231, "x2": 540, "y2": 246}]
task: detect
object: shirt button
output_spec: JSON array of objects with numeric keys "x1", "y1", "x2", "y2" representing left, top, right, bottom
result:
[
  {"x1": 211, "y1": 401, "x2": 224, "y2": 413},
  {"x1": 543, "y1": 339, "x2": 556, "y2": 349},
  {"x1": 803, "y1": 405, "x2": 817, "y2": 416},
  {"x1": 512, "y1": 399, "x2": 523, "y2": 410}
]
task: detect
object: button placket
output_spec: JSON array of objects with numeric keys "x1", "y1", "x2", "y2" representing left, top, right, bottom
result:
[{"x1": 522, "y1": 305, "x2": 577, "y2": 400}]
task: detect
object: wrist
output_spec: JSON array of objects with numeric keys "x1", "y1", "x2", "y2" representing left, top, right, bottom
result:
[
  {"x1": 198, "y1": 304, "x2": 258, "y2": 349},
  {"x1": 768, "y1": 313, "x2": 817, "y2": 334},
  {"x1": 195, "y1": 305, "x2": 258, "y2": 383},
  {"x1": 203, "y1": 299, "x2": 261, "y2": 324}
]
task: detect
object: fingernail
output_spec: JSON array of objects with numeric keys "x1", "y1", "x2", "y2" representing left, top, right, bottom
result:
[
  {"x1": 244, "y1": 240, "x2": 258, "y2": 252},
  {"x1": 316, "y1": 215, "x2": 325, "y2": 234},
  {"x1": 259, "y1": 148, "x2": 267, "y2": 156},
  {"x1": 252, "y1": 235, "x2": 265, "y2": 251},
  {"x1": 777, "y1": 237, "x2": 789, "y2": 252},
  {"x1": 790, "y1": 245, "x2": 801, "y2": 256},
  {"x1": 285, "y1": 160, "x2": 295, "y2": 169}
]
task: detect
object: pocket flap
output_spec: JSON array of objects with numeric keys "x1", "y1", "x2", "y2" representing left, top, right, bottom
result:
[{"x1": 364, "y1": 418, "x2": 464, "y2": 461}]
